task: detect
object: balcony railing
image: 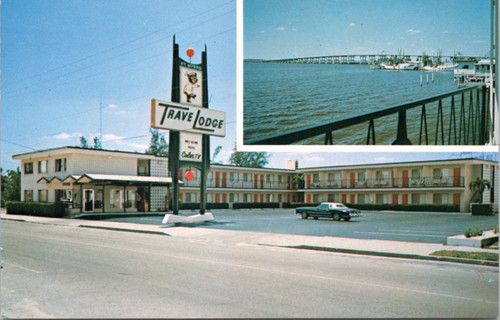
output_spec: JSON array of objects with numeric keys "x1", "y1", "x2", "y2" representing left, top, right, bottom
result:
[
  {"x1": 182, "y1": 178, "x2": 294, "y2": 190},
  {"x1": 305, "y1": 176, "x2": 465, "y2": 189},
  {"x1": 246, "y1": 84, "x2": 493, "y2": 145}
]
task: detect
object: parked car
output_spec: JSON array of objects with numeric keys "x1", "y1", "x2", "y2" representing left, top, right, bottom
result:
[{"x1": 296, "y1": 202, "x2": 362, "y2": 221}]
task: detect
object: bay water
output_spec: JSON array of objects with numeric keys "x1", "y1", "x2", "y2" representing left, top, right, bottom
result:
[{"x1": 243, "y1": 62, "x2": 459, "y2": 145}]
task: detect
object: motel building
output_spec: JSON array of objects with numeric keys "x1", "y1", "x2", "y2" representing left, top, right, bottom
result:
[{"x1": 12, "y1": 146, "x2": 498, "y2": 216}]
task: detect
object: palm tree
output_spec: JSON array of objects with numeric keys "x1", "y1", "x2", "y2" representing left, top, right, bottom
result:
[{"x1": 469, "y1": 178, "x2": 491, "y2": 203}]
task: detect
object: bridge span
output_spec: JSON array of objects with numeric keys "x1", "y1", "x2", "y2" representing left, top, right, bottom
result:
[{"x1": 264, "y1": 54, "x2": 483, "y2": 64}]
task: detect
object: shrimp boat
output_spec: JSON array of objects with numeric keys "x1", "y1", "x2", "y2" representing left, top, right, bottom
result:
[
  {"x1": 454, "y1": 59, "x2": 495, "y2": 87},
  {"x1": 424, "y1": 61, "x2": 458, "y2": 72}
]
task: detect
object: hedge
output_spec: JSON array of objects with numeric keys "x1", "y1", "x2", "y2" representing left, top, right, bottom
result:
[
  {"x1": 283, "y1": 202, "x2": 320, "y2": 209},
  {"x1": 345, "y1": 203, "x2": 460, "y2": 212},
  {"x1": 232, "y1": 202, "x2": 280, "y2": 209},
  {"x1": 180, "y1": 203, "x2": 229, "y2": 210},
  {"x1": 6, "y1": 201, "x2": 65, "y2": 217}
]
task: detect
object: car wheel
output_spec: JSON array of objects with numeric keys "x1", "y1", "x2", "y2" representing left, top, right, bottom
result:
[
  {"x1": 301, "y1": 212, "x2": 308, "y2": 219},
  {"x1": 332, "y1": 213, "x2": 341, "y2": 221}
]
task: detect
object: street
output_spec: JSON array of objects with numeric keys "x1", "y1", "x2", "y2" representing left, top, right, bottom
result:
[
  {"x1": 108, "y1": 209, "x2": 499, "y2": 244},
  {"x1": 1, "y1": 220, "x2": 498, "y2": 318}
]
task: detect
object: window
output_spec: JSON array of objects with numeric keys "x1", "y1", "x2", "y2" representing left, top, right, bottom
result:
[
  {"x1": 433, "y1": 193, "x2": 448, "y2": 205},
  {"x1": 55, "y1": 158, "x2": 67, "y2": 172},
  {"x1": 185, "y1": 193, "x2": 192, "y2": 203},
  {"x1": 312, "y1": 173, "x2": 320, "y2": 183},
  {"x1": 357, "y1": 172, "x2": 366, "y2": 181},
  {"x1": 38, "y1": 190, "x2": 48, "y2": 202},
  {"x1": 433, "y1": 168, "x2": 443, "y2": 178},
  {"x1": 24, "y1": 162, "x2": 34, "y2": 174},
  {"x1": 243, "y1": 193, "x2": 250, "y2": 202},
  {"x1": 24, "y1": 190, "x2": 33, "y2": 202},
  {"x1": 110, "y1": 189, "x2": 123, "y2": 208},
  {"x1": 55, "y1": 189, "x2": 72, "y2": 203},
  {"x1": 266, "y1": 174, "x2": 273, "y2": 183},
  {"x1": 412, "y1": 193, "x2": 423, "y2": 204},
  {"x1": 243, "y1": 173, "x2": 249, "y2": 182},
  {"x1": 278, "y1": 175, "x2": 284, "y2": 184},
  {"x1": 229, "y1": 193, "x2": 238, "y2": 203},
  {"x1": 229, "y1": 172, "x2": 237, "y2": 181},
  {"x1": 411, "y1": 169, "x2": 422, "y2": 178},
  {"x1": 358, "y1": 194, "x2": 367, "y2": 204},
  {"x1": 38, "y1": 160, "x2": 48, "y2": 173},
  {"x1": 266, "y1": 194, "x2": 272, "y2": 202},
  {"x1": 313, "y1": 194, "x2": 320, "y2": 203},
  {"x1": 278, "y1": 194, "x2": 283, "y2": 202},
  {"x1": 376, "y1": 194, "x2": 386, "y2": 204}
]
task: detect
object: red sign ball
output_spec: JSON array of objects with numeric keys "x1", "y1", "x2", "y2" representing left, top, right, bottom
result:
[
  {"x1": 185, "y1": 170, "x2": 194, "y2": 180},
  {"x1": 186, "y1": 48, "x2": 194, "y2": 58}
]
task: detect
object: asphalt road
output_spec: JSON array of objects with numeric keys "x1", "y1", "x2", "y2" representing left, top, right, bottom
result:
[
  {"x1": 107, "y1": 209, "x2": 499, "y2": 244},
  {"x1": 1, "y1": 220, "x2": 498, "y2": 318}
]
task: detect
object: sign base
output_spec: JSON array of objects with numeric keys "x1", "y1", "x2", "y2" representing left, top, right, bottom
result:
[{"x1": 162, "y1": 212, "x2": 214, "y2": 224}]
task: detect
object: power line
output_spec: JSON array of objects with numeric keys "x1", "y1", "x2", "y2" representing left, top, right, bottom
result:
[{"x1": 4, "y1": 0, "x2": 234, "y2": 90}]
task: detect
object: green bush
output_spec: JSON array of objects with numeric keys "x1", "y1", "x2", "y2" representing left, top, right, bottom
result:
[
  {"x1": 464, "y1": 227, "x2": 484, "y2": 238},
  {"x1": 283, "y1": 202, "x2": 320, "y2": 209},
  {"x1": 232, "y1": 202, "x2": 280, "y2": 209},
  {"x1": 178, "y1": 203, "x2": 229, "y2": 210},
  {"x1": 346, "y1": 203, "x2": 459, "y2": 212},
  {"x1": 6, "y1": 201, "x2": 65, "y2": 218}
]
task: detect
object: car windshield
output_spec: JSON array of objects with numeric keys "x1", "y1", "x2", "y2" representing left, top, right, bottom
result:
[{"x1": 336, "y1": 204, "x2": 347, "y2": 208}]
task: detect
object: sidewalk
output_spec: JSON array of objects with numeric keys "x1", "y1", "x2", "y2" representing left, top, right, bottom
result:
[{"x1": 1, "y1": 212, "x2": 498, "y2": 267}]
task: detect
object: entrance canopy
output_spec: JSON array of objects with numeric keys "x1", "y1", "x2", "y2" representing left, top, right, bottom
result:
[{"x1": 38, "y1": 173, "x2": 178, "y2": 186}]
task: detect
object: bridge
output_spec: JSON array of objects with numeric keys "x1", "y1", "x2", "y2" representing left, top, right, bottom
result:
[{"x1": 262, "y1": 54, "x2": 484, "y2": 64}]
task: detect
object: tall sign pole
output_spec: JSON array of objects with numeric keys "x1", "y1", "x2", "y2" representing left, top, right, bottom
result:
[
  {"x1": 169, "y1": 36, "x2": 181, "y2": 214},
  {"x1": 152, "y1": 36, "x2": 224, "y2": 222}
]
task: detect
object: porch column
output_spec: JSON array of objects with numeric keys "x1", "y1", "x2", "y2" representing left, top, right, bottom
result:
[
  {"x1": 124, "y1": 185, "x2": 127, "y2": 213},
  {"x1": 102, "y1": 185, "x2": 105, "y2": 214}
]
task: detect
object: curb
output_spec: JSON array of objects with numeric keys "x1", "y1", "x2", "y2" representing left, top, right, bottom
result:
[
  {"x1": 79, "y1": 225, "x2": 170, "y2": 236},
  {"x1": 270, "y1": 244, "x2": 499, "y2": 267}
]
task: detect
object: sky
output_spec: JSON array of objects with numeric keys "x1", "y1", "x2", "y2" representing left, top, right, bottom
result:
[
  {"x1": 1, "y1": 0, "x2": 497, "y2": 172},
  {"x1": 244, "y1": 0, "x2": 492, "y2": 59}
]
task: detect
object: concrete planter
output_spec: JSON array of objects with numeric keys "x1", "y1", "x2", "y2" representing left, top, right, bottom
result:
[
  {"x1": 471, "y1": 203, "x2": 493, "y2": 216},
  {"x1": 447, "y1": 230, "x2": 499, "y2": 248}
]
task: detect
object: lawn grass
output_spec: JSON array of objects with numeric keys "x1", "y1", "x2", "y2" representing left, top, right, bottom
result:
[{"x1": 430, "y1": 250, "x2": 498, "y2": 261}]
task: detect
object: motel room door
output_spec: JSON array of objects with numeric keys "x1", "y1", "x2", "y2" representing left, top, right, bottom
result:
[{"x1": 83, "y1": 189, "x2": 94, "y2": 212}]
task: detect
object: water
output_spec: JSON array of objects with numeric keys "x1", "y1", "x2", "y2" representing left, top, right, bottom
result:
[{"x1": 243, "y1": 62, "x2": 458, "y2": 145}]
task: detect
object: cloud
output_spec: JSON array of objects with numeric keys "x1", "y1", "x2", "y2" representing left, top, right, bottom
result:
[
  {"x1": 276, "y1": 26, "x2": 286, "y2": 31},
  {"x1": 349, "y1": 22, "x2": 356, "y2": 27},
  {"x1": 407, "y1": 29, "x2": 421, "y2": 35},
  {"x1": 303, "y1": 154, "x2": 326, "y2": 162},
  {"x1": 442, "y1": 29, "x2": 449, "y2": 34},
  {"x1": 102, "y1": 133, "x2": 148, "y2": 151},
  {"x1": 259, "y1": 30, "x2": 266, "y2": 34},
  {"x1": 53, "y1": 132, "x2": 81, "y2": 140},
  {"x1": 291, "y1": 28, "x2": 297, "y2": 32},
  {"x1": 472, "y1": 39, "x2": 485, "y2": 43},
  {"x1": 108, "y1": 104, "x2": 119, "y2": 109}
]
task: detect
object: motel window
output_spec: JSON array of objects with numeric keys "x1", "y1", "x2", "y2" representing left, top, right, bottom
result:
[
  {"x1": 411, "y1": 169, "x2": 422, "y2": 178},
  {"x1": 55, "y1": 189, "x2": 72, "y2": 203},
  {"x1": 24, "y1": 190, "x2": 33, "y2": 202},
  {"x1": 243, "y1": 193, "x2": 250, "y2": 202},
  {"x1": 110, "y1": 189, "x2": 124, "y2": 208},
  {"x1": 433, "y1": 193, "x2": 449, "y2": 205},
  {"x1": 278, "y1": 175, "x2": 284, "y2": 184},
  {"x1": 230, "y1": 193, "x2": 238, "y2": 203},
  {"x1": 357, "y1": 172, "x2": 366, "y2": 181},
  {"x1": 185, "y1": 193, "x2": 192, "y2": 203},
  {"x1": 312, "y1": 173, "x2": 320, "y2": 183},
  {"x1": 376, "y1": 194, "x2": 386, "y2": 204},
  {"x1": 412, "y1": 193, "x2": 423, "y2": 204},
  {"x1": 433, "y1": 168, "x2": 443, "y2": 178},
  {"x1": 55, "y1": 158, "x2": 67, "y2": 172},
  {"x1": 229, "y1": 172, "x2": 237, "y2": 181},
  {"x1": 266, "y1": 174, "x2": 273, "y2": 183},
  {"x1": 243, "y1": 173, "x2": 249, "y2": 182},
  {"x1": 38, "y1": 190, "x2": 48, "y2": 202},
  {"x1": 376, "y1": 171, "x2": 388, "y2": 181},
  {"x1": 358, "y1": 194, "x2": 367, "y2": 204},
  {"x1": 38, "y1": 160, "x2": 48, "y2": 173},
  {"x1": 313, "y1": 194, "x2": 320, "y2": 203},
  {"x1": 278, "y1": 194, "x2": 283, "y2": 203},
  {"x1": 265, "y1": 194, "x2": 272, "y2": 202},
  {"x1": 24, "y1": 162, "x2": 34, "y2": 174},
  {"x1": 126, "y1": 190, "x2": 136, "y2": 208}
]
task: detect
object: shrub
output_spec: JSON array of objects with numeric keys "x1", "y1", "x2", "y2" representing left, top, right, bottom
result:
[
  {"x1": 6, "y1": 201, "x2": 65, "y2": 218},
  {"x1": 283, "y1": 202, "x2": 320, "y2": 209},
  {"x1": 464, "y1": 227, "x2": 484, "y2": 238},
  {"x1": 494, "y1": 226, "x2": 499, "y2": 234},
  {"x1": 232, "y1": 202, "x2": 280, "y2": 209},
  {"x1": 345, "y1": 203, "x2": 459, "y2": 212}
]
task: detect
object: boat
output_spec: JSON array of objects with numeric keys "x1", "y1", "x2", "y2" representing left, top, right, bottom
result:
[
  {"x1": 381, "y1": 61, "x2": 421, "y2": 70},
  {"x1": 454, "y1": 59, "x2": 495, "y2": 87},
  {"x1": 424, "y1": 61, "x2": 458, "y2": 72}
]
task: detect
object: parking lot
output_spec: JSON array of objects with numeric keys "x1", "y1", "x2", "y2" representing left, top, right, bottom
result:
[{"x1": 106, "y1": 209, "x2": 499, "y2": 244}]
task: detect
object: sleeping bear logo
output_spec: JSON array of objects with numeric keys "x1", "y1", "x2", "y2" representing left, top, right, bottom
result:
[{"x1": 183, "y1": 71, "x2": 201, "y2": 103}]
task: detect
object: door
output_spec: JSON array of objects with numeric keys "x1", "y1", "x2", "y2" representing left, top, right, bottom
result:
[
  {"x1": 349, "y1": 194, "x2": 355, "y2": 204},
  {"x1": 222, "y1": 172, "x2": 227, "y2": 188},
  {"x1": 402, "y1": 170, "x2": 409, "y2": 187},
  {"x1": 453, "y1": 168, "x2": 461, "y2": 187},
  {"x1": 306, "y1": 174, "x2": 311, "y2": 189},
  {"x1": 83, "y1": 189, "x2": 94, "y2": 212},
  {"x1": 453, "y1": 193, "x2": 461, "y2": 207},
  {"x1": 350, "y1": 173, "x2": 355, "y2": 188},
  {"x1": 392, "y1": 194, "x2": 398, "y2": 204},
  {"x1": 215, "y1": 172, "x2": 220, "y2": 188},
  {"x1": 341, "y1": 194, "x2": 347, "y2": 203},
  {"x1": 402, "y1": 194, "x2": 408, "y2": 204}
]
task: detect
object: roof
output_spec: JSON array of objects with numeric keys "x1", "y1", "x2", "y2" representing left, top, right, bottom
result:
[{"x1": 37, "y1": 173, "x2": 179, "y2": 186}]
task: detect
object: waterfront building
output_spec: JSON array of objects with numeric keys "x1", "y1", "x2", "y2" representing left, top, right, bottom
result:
[{"x1": 12, "y1": 147, "x2": 498, "y2": 215}]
